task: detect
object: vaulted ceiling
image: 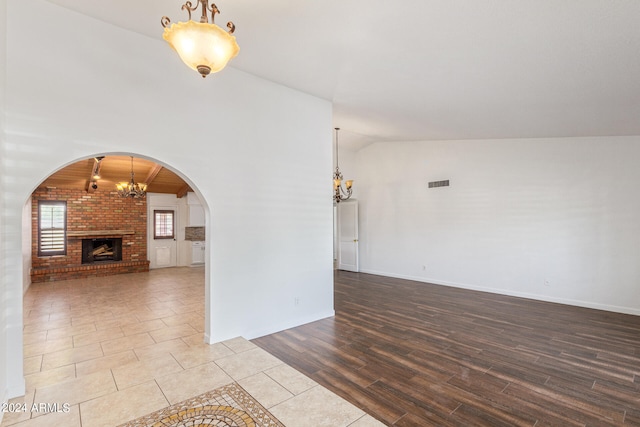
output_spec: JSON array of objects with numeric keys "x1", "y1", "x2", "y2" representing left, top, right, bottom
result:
[
  {"x1": 38, "y1": 156, "x2": 192, "y2": 197},
  {"x1": 44, "y1": 1, "x2": 640, "y2": 150}
]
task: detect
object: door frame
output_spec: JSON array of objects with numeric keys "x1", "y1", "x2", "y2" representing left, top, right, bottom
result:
[{"x1": 148, "y1": 205, "x2": 178, "y2": 269}]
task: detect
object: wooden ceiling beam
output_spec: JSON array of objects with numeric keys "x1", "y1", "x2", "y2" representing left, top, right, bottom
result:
[
  {"x1": 144, "y1": 164, "x2": 163, "y2": 185},
  {"x1": 176, "y1": 184, "x2": 191, "y2": 199}
]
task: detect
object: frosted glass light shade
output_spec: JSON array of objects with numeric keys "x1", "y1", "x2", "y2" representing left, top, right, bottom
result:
[
  {"x1": 116, "y1": 182, "x2": 129, "y2": 191},
  {"x1": 163, "y1": 20, "x2": 239, "y2": 77}
]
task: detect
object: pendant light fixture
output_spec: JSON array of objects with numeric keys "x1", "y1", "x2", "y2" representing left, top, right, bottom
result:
[
  {"x1": 161, "y1": 1, "x2": 239, "y2": 78},
  {"x1": 116, "y1": 157, "x2": 147, "y2": 198},
  {"x1": 333, "y1": 127, "x2": 353, "y2": 203}
]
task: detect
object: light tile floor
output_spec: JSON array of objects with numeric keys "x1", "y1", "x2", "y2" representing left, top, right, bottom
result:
[{"x1": 2, "y1": 267, "x2": 383, "y2": 427}]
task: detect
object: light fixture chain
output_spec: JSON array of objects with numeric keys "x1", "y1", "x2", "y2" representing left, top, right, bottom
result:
[{"x1": 335, "y1": 127, "x2": 340, "y2": 169}]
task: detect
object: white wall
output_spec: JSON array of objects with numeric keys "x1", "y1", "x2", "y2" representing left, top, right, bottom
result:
[
  {"x1": 1, "y1": 0, "x2": 334, "y2": 398},
  {"x1": 0, "y1": 0, "x2": 8, "y2": 415},
  {"x1": 357, "y1": 137, "x2": 640, "y2": 315},
  {"x1": 187, "y1": 194, "x2": 205, "y2": 228},
  {"x1": 22, "y1": 200, "x2": 32, "y2": 293}
]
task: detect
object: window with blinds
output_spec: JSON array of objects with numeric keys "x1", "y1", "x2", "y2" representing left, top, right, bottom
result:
[
  {"x1": 154, "y1": 210, "x2": 175, "y2": 239},
  {"x1": 38, "y1": 201, "x2": 67, "y2": 256}
]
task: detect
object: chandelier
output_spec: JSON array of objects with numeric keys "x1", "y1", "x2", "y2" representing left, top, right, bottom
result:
[
  {"x1": 333, "y1": 128, "x2": 353, "y2": 203},
  {"x1": 161, "y1": 1, "x2": 239, "y2": 78},
  {"x1": 116, "y1": 157, "x2": 147, "y2": 198}
]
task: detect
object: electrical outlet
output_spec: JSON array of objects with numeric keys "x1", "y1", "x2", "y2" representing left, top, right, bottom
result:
[{"x1": 294, "y1": 297, "x2": 300, "y2": 306}]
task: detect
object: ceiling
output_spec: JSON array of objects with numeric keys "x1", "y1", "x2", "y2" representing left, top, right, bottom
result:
[
  {"x1": 40, "y1": 156, "x2": 192, "y2": 196},
  {"x1": 44, "y1": 0, "x2": 640, "y2": 150}
]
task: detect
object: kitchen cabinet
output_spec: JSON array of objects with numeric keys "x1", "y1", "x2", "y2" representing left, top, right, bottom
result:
[
  {"x1": 191, "y1": 241, "x2": 205, "y2": 265},
  {"x1": 188, "y1": 205, "x2": 204, "y2": 226}
]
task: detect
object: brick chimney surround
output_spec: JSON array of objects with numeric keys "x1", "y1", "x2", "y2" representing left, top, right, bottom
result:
[{"x1": 31, "y1": 188, "x2": 150, "y2": 282}]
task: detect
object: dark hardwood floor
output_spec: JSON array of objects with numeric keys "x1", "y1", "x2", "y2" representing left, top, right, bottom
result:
[{"x1": 253, "y1": 271, "x2": 640, "y2": 426}]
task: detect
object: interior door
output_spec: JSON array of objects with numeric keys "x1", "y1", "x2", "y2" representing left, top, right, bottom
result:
[
  {"x1": 149, "y1": 208, "x2": 177, "y2": 269},
  {"x1": 338, "y1": 201, "x2": 359, "y2": 272}
]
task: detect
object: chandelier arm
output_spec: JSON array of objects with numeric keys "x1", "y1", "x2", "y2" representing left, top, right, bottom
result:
[
  {"x1": 161, "y1": 16, "x2": 171, "y2": 28},
  {"x1": 210, "y1": 3, "x2": 220, "y2": 24},
  {"x1": 227, "y1": 21, "x2": 235, "y2": 34},
  {"x1": 181, "y1": 1, "x2": 196, "y2": 21},
  {"x1": 334, "y1": 186, "x2": 352, "y2": 203}
]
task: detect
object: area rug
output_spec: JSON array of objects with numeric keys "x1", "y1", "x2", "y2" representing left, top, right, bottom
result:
[{"x1": 118, "y1": 382, "x2": 285, "y2": 427}]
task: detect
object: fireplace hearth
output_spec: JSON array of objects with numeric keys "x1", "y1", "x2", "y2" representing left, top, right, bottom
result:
[{"x1": 82, "y1": 238, "x2": 123, "y2": 264}]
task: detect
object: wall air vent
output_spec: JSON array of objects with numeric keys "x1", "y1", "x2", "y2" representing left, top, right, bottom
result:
[{"x1": 428, "y1": 180, "x2": 450, "y2": 188}]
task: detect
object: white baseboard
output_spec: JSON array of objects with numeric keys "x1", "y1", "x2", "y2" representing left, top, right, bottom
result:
[
  {"x1": 0, "y1": 388, "x2": 5, "y2": 425},
  {"x1": 7, "y1": 379, "x2": 26, "y2": 400},
  {"x1": 358, "y1": 268, "x2": 640, "y2": 317},
  {"x1": 205, "y1": 310, "x2": 336, "y2": 344},
  {"x1": 244, "y1": 310, "x2": 336, "y2": 341}
]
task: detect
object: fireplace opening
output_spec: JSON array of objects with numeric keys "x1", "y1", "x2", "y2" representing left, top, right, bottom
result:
[{"x1": 82, "y1": 238, "x2": 122, "y2": 264}]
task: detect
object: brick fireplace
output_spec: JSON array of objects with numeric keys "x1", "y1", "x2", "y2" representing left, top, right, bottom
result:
[
  {"x1": 31, "y1": 187, "x2": 150, "y2": 282},
  {"x1": 81, "y1": 237, "x2": 123, "y2": 264}
]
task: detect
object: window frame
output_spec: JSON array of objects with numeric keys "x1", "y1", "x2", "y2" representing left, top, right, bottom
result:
[
  {"x1": 38, "y1": 200, "x2": 67, "y2": 257},
  {"x1": 153, "y1": 210, "x2": 175, "y2": 240}
]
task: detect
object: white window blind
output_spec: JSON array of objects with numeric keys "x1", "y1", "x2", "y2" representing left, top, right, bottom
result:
[{"x1": 39, "y1": 201, "x2": 66, "y2": 256}]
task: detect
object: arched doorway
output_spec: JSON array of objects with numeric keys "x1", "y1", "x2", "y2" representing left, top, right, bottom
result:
[{"x1": 13, "y1": 153, "x2": 212, "y2": 397}]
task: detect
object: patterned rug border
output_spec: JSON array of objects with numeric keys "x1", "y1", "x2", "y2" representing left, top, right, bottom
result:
[{"x1": 117, "y1": 382, "x2": 286, "y2": 427}]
